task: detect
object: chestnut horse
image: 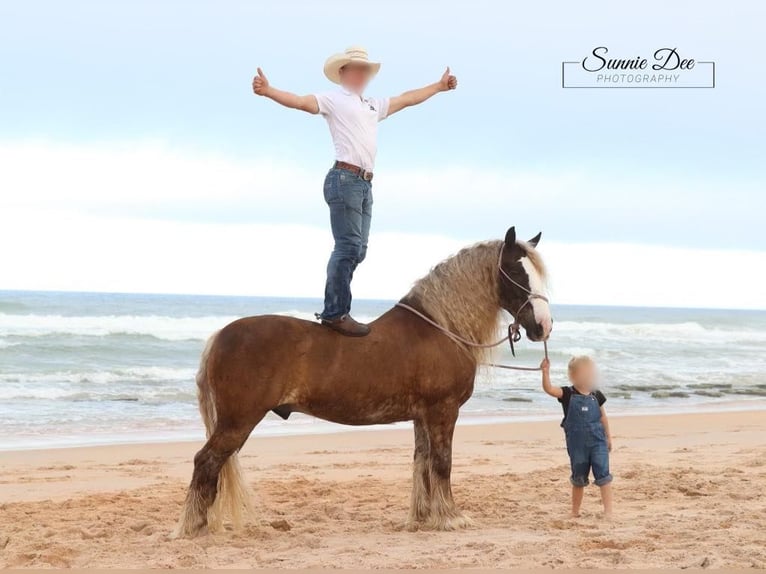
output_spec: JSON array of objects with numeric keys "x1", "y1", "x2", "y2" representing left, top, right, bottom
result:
[{"x1": 174, "y1": 226, "x2": 552, "y2": 537}]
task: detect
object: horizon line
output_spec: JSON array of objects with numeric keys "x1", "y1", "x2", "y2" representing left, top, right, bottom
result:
[{"x1": 1, "y1": 288, "x2": 764, "y2": 313}]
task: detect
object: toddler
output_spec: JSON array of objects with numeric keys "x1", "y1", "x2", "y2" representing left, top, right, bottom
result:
[{"x1": 541, "y1": 356, "x2": 613, "y2": 518}]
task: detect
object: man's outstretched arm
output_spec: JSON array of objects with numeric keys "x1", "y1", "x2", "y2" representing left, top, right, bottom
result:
[
  {"x1": 252, "y1": 67, "x2": 319, "y2": 114},
  {"x1": 387, "y1": 67, "x2": 457, "y2": 117}
]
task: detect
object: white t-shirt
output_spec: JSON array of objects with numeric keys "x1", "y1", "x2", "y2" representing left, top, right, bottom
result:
[{"x1": 314, "y1": 89, "x2": 390, "y2": 171}]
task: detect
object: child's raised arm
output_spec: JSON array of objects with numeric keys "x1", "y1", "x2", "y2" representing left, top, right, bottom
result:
[
  {"x1": 540, "y1": 358, "x2": 564, "y2": 398},
  {"x1": 252, "y1": 67, "x2": 319, "y2": 114}
]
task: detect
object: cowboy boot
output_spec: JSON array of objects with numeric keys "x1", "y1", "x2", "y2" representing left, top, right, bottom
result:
[{"x1": 320, "y1": 314, "x2": 371, "y2": 337}]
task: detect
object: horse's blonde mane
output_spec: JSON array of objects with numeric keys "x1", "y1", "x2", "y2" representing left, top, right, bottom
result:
[{"x1": 405, "y1": 239, "x2": 546, "y2": 363}]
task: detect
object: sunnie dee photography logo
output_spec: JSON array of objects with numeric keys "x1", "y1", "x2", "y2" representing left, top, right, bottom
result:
[{"x1": 562, "y1": 46, "x2": 715, "y2": 88}]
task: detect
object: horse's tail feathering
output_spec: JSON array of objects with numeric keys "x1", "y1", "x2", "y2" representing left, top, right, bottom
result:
[
  {"x1": 196, "y1": 332, "x2": 219, "y2": 438},
  {"x1": 196, "y1": 331, "x2": 253, "y2": 532}
]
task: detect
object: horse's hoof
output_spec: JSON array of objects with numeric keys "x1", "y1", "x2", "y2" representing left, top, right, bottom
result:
[
  {"x1": 426, "y1": 513, "x2": 473, "y2": 531},
  {"x1": 169, "y1": 523, "x2": 208, "y2": 539},
  {"x1": 404, "y1": 519, "x2": 421, "y2": 532},
  {"x1": 169, "y1": 525, "x2": 186, "y2": 540},
  {"x1": 449, "y1": 513, "x2": 473, "y2": 529}
]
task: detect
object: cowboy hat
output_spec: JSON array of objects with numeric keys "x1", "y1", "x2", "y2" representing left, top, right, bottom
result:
[{"x1": 323, "y1": 46, "x2": 381, "y2": 85}]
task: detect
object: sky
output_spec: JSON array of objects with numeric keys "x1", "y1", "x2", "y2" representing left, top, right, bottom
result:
[{"x1": 1, "y1": 0, "x2": 765, "y2": 309}]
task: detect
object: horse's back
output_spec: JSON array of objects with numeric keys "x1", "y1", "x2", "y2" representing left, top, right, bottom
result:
[
  {"x1": 216, "y1": 314, "x2": 320, "y2": 348},
  {"x1": 215, "y1": 313, "x2": 387, "y2": 362}
]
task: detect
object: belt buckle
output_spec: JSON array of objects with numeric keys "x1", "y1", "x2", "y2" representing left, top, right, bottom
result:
[{"x1": 361, "y1": 170, "x2": 372, "y2": 182}]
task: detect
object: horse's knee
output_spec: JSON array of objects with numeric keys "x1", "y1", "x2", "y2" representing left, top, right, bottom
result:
[
  {"x1": 193, "y1": 446, "x2": 220, "y2": 477},
  {"x1": 413, "y1": 440, "x2": 429, "y2": 461},
  {"x1": 423, "y1": 411, "x2": 457, "y2": 481},
  {"x1": 192, "y1": 445, "x2": 230, "y2": 500},
  {"x1": 429, "y1": 448, "x2": 452, "y2": 479},
  {"x1": 413, "y1": 420, "x2": 430, "y2": 459}
]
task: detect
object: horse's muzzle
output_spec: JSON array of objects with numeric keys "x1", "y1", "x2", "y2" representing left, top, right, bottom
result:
[{"x1": 527, "y1": 320, "x2": 552, "y2": 342}]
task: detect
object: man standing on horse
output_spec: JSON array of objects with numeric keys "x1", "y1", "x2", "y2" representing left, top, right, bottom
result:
[{"x1": 252, "y1": 46, "x2": 458, "y2": 336}]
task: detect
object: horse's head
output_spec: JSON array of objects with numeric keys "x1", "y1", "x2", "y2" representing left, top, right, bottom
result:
[{"x1": 497, "y1": 226, "x2": 553, "y2": 342}]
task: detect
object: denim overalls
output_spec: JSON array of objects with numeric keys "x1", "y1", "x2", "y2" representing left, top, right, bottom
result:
[{"x1": 563, "y1": 392, "x2": 613, "y2": 487}]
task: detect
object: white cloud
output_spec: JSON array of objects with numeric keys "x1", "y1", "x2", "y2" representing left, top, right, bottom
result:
[
  {"x1": 0, "y1": 140, "x2": 293, "y2": 205},
  {"x1": 1, "y1": 207, "x2": 765, "y2": 309},
  {"x1": 1, "y1": 140, "x2": 764, "y2": 309},
  {"x1": 0, "y1": 206, "x2": 460, "y2": 299},
  {"x1": 0, "y1": 140, "x2": 581, "y2": 212},
  {"x1": 3, "y1": 139, "x2": 756, "y2": 240},
  {"x1": 542, "y1": 242, "x2": 766, "y2": 310}
]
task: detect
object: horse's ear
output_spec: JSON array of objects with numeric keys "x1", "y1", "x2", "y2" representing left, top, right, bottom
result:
[
  {"x1": 528, "y1": 232, "x2": 542, "y2": 248},
  {"x1": 504, "y1": 227, "x2": 516, "y2": 246}
]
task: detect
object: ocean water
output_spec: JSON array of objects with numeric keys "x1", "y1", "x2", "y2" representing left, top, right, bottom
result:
[{"x1": 1, "y1": 290, "x2": 765, "y2": 450}]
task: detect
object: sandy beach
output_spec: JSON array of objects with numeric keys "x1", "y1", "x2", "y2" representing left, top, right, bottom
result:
[{"x1": 0, "y1": 409, "x2": 764, "y2": 569}]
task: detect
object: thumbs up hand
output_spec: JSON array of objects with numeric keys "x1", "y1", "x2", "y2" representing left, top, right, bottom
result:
[
  {"x1": 252, "y1": 67, "x2": 270, "y2": 96},
  {"x1": 439, "y1": 67, "x2": 458, "y2": 92}
]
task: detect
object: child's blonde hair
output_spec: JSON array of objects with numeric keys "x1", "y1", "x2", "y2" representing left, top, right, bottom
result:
[{"x1": 568, "y1": 355, "x2": 595, "y2": 378}]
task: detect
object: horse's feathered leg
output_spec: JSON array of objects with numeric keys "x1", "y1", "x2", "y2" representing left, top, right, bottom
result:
[
  {"x1": 173, "y1": 332, "x2": 263, "y2": 538},
  {"x1": 423, "y1": 406, "x2": 472, "y2": 531},
  {"x1": 406, "y1": 419, "x2": 431, "y2": 530},
  {"x1": 173, "y1": 428, "x2": 251, "y2": 537}
]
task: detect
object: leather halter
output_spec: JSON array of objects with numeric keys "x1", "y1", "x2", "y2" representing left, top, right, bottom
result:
[{"x1": 496, "y1": 244, "x2": 549, "y2": 356}]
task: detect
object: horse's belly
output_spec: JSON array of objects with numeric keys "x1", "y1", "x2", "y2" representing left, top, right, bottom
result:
[{"x1": 294, "y1": 397, "x2": 412, "y2": 427}]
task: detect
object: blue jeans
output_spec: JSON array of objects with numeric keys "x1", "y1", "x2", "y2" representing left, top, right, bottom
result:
[{"x1": 320, "y1": 167, "x2": 373, "y2": 320}]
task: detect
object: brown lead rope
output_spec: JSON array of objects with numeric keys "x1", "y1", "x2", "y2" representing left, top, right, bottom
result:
[
  {"x1": 485, "y1": 342, "x2": 548, "y2": 372},
  {"x1": 395, "y1": 302, "x2": 549, "y2": 372},
  {"x1": 395, "y1": 302, "x2": 511, "y2": 348}
]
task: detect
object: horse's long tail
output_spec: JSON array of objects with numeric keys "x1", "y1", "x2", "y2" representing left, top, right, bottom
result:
[{"x1": 195, "y1": 331, "x2": 254, "y2": 532}]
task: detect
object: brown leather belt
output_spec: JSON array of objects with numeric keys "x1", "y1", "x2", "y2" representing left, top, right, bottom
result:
[{"x1": 334, "y1": 161, "x2": 373, "y2": 182}]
